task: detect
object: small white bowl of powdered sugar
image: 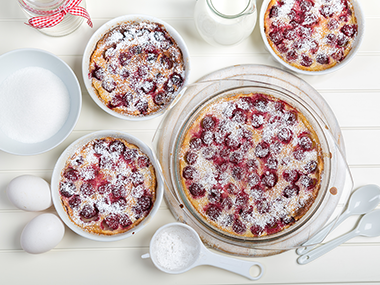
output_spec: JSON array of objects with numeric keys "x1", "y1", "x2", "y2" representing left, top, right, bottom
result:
[{"x1": 0, "y1": 48, "x2": 81, "y2": 155}]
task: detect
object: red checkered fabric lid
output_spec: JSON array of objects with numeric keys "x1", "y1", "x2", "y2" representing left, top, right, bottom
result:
[{"x1": 26, "y1": 0, "x2": 93, "y2": 29}]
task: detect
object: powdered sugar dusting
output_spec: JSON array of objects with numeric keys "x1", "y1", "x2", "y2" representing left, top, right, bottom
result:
[
  {"x1": 180, "y1": 93, "x2": 323, "y2": 237},
  {"x1": 59, "y1": 137, "x2": 156, "y2": 234},
  {"x1": 265, "y1": 0, "x2": 358, "y2": 70},
  {"x1": 89, "y1": 20, "x2": 186, "y2": 117}
]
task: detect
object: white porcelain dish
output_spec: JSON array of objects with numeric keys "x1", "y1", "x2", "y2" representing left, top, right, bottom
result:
[
  {"x1": 51, "y1": 130, "x2": 164, "y2": 242},
  {"x1": 0, "y1": 48, "x2": 81, "y2": 155},
  {"x1": 259, "y1": 0, "x2": 365, "y2": 75},
  {"x1": 82, "y1": 14, "x2": 191, "y2": 121}
]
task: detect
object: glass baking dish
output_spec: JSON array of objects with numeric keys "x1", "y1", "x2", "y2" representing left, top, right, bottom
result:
[{"x1": 153, "y1": 64, "x2": 352, "y2": 256}]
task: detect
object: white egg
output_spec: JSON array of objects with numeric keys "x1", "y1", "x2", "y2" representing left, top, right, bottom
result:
[
  {"x1": 20, "y1": 213, "x2": 65, "y2": 254},
  {"x1": 7, "y1": 175, "x2": 52, "y2": 211}
]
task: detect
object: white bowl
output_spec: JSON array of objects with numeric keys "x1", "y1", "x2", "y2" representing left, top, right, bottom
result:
[
  {"x1": 51, "y1": 130, "x2": 164, "y2": 242},
  {"x1": 82, "y1": 14, "x2": 191, "y2": 121},
  {"x1": 0, "y1": 48, "x2": 81, "y2": 155},
  {"x1": 259, "y1": 0, "x2": 365, "y2": 75}
]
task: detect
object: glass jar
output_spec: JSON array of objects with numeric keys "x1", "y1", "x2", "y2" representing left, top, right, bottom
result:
[
  {"x1": 18, "y1": 0, "x2": 88, "y2": 37},
  {"x1": 194, "y1": 0, "x2": 257, "y2": 46}
]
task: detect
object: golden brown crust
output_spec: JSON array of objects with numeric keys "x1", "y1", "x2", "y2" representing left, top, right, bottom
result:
[
  {"x1": 178, "y1": 93, "x2": 323, "y2": 238},
  {"x1": 59, "y1": 137, "x2": 156, "y2": 235},
  {"x1": 263, "y1": 0, "x2": 358, "y2": 71},
  {"x1": 89, "y1": 20, "x2": 185, "y2": 117}
]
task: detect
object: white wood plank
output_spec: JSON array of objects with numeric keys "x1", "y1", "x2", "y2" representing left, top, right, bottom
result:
[{"x1": 1, "y1": 0, "x2": 380, "y2": 284}]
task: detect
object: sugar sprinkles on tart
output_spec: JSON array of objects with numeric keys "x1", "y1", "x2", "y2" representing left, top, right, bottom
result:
[
  {"x1": 179, "y1": 93, "x2": 323, "y2": 237},
  {"x1": 264, "y1": 0, "x2": 358, "y2": 71},
  {"x1": 59, "y1": 137, "x2": 157, "y2": 235},
  {"x1": 89, "y1": 20, "x2": 186, "y2": 117}
]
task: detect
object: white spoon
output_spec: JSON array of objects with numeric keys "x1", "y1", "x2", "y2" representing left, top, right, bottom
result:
[
  {"x1": 297, "y1": 209, "x2": 380, "y2": 265},
  {"x1": 141, "y1": 222, "x2": 264, "y2": 280},
  {"x1": 296, "y1": 184, "x2": 380, "y2": 255}
]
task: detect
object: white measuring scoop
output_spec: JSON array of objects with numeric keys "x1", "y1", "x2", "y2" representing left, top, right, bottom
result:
[
  {"x1": 141, "y1": 222, "x2": 264, "y2": 280},
  {"x1": 297, "y1": 209, "x2": 380, "y2": 265},
  {"x1": 296, "y1": 184, "x2": 380, "y2": 255}
]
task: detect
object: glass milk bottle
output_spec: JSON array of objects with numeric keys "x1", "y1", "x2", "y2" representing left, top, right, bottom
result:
[
  {"x1": 194, "y1": 0, "x2": 257, "y2": 46},
  {"x1": 18, "y1": 0, "x2": 90, "y2": 37}
]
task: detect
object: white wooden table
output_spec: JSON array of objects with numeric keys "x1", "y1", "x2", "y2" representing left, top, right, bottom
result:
[{"x1": 1, "y1": 0, "x2": 380, "y2": 284}]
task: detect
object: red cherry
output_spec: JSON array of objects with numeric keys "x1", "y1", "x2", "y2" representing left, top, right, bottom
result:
[
  {"x1": 103, "y1": 214, "x2": 119, "y2": 231},
  {"x1": 251, "y1": 113, "x2": 265, "y2": 128},
  {"x1": 80, "y1": 204, "x2": 98, "y2": 220},
  {"x1": 189, "y1": 183, "x2": 206, "y2": 198},
  {"x1": 283, "y1": 185, "x2": 300, "y2": 198},
  {"x1": 226, "y1": 183, "x2": 239, "y2": 195},
  {"x1": 124, "y1": 148, "x2": 137, "y2": 163},
  {"x1": 93, "y1": 139, "x2": 108, "y2": 154},
  {"x1": 283, "y1": 27, "x2": 297, "y2": 40},
  {"x1": 137, "y1": 195, "x2": 152, "y2": 212},
  {"x1": 131, "y1": 171, "x2": 144, "y2": 186},
  {"x1": 201, "y1": 115, "x2": 217, "y2": 130},
  {"x1": 182, "y1": 165, "x2": 197, "y2": 180},
  {"x1": 232, "y1": 166, "x2": 244, "y2": 180},
  {"x1": 230, "y1": 151, "x2": 243, "y2": 164},
  {"x1": 60, "y1": 181, "x2": 76, "y2": 198},
  {"x1": 316, "y1": 54, "x2": 330, "y2": 65},
  {"x1": 300, "y1": 54, "x2": 313, "y2": 67},
  {"x1": 266, "y1": 157, "x2": 278, "y2": 170},
  {"x1": 91, "y1": 65, "x2": 104, "y2": 81},
  {"x1": 119, "y1": 214, "x2": 132, "y2": 228},
  {"x1": 304, "y1": 160, "x2": 318, "y2": 173},
  {"x1": 320, "y1": 5, "x2": 334, "y2": 18},
  {"x1": 135, "y1": 100, "x2": 149, "y2": 114},
  {"x1": 251, "y1": 225, "x2": 264, "y2": 236},
  {"x1": 80, "y1": 183, "x2": 95, "y2": 197},
  {"x1": 326, "y1": 33, "x2": 337, "y2": 45},
  {"x1": 98, "y1": 182, "x2": 113, "y2": 195},
  {"x1": 202, "y1": 147, "x2": 216, "y2": 160},
  {"x1": 286, "y1": 50, "x2": 298, "y2": 61},
  {"x1": 64, "y1": 168, "x2": 79, "y2": 182},
  {"x1": 341, "y1": 24, "x2": 357, "y2": 38},
  {"x1": 153, "y1": 91, "x2": 167, "y2": 105},
  {"x1": 225, "y1": 134, "x2": 241, "y2": 150},
  {"x1": 293, "y1": 147, "x2": 306, "y2": 161},
  {"x1": 232, "y1": 219, "x2": 246, "y2": 234},
  {"x1": 189, "y1": 137, "x2": 202, "y2": 150},
  {"x1": 201, "y1": 130, "x2": 214, "y2": 145},
  {"x1": 283, "y1": 169, "x2": 300, "y2": 183},
  {"x1": 231, "y1": 108, "x2": 247, "y2": 124},
  {"x1": 300, "y1": 175, "x2": 317, "y2": 190},
  {"x1": 247, "y1": 172, "x2": 260, "y2": 187},
  {"x1": 284, "y1": 110, "x2": 297, "y2": 125},
  {"x1": 119, "y1": 52, "x2": 133, "y2": 66},
  {"x1": 253, "y1": 96, "x2": 268, "y2": 112},
  {"x1": 102, "y1": 78, "x2": 116, "y2": 93},
  {"x1": 68, "y1": 195, "x2": 81, "y2": 209},
  {"x1": 206, "y1": 203, "x2": 222, "y2": 221},
  {"x1": 255, "y1": 142, "x2": 270, "y2": 158},
  {"x1": 261, "y1": 171, "x2": 278, "y2": 188},
  {"x1": 328, "y1": 19, "x2": 339, "y2": 30},
  {"x1": 298, "y1": 134, "x2": 314, "y2": 150},
  {"x1": 109, "y1": 140, "x2": 125, "y2": 156},
  {"x1": 256, "y1": 198, "x2": 270, "y2": 215},
  {"x1": 278, "y1": 127, "x2": 293, "y2": 143},
  {"x1": 185, "y1": 151, "x2": 197, "y2": 165},
  {"x1": 137, "y1": 156, "x2": 150, "y2": 168},
  {"x1": 112, "y1": 185, "x2": 126, "y2": 199},
  {"x1": 269, "y1": 5, "x2": 279, "y2": 18}
]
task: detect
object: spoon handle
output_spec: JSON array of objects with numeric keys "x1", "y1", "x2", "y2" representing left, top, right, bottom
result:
[
  {"x1": 297, "y1": 229, "x2": 359, "y2": 265},
  {"x1": 200, "y1": 250, "x2": 264, "y2": 280},
  {"x1": 296, "y1": 210, "x2": 350, "y2": 255}
]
